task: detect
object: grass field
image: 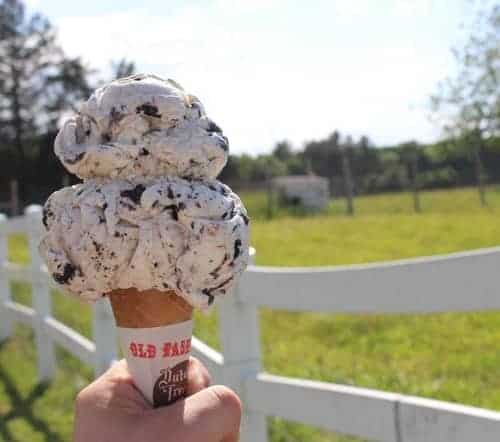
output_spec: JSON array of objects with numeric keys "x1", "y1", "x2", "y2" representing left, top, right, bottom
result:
[{"x1": 2, "y1": 186, "x2": 500, "y2": 441}]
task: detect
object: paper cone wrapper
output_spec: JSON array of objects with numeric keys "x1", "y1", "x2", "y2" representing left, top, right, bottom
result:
[{"x1": 109, "y1": 288, "x2": 194, "y2": 407}]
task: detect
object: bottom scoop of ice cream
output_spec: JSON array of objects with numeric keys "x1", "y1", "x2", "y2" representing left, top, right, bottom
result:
[{"x1": 39, "y1": 178, "x2": 249, "y2": 309}]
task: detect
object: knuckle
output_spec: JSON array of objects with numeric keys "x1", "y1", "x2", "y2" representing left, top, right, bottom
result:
[
  {"x1": 199, "y1": 366, "x2": 212, "y2": 388},
  {"x1": 190, "y1": 356, "x2": 212, "y2": 388},
  {"x1": 75, "y1": 386, "x2": 92, "y2": 409},
  {"x1": 209, "y1": 385, "x2": 242, "y2": 424}
]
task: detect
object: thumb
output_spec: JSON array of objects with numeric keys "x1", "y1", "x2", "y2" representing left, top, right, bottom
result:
[{"x1": 145, "y1": 385, "x2": 242, "y2": 442}]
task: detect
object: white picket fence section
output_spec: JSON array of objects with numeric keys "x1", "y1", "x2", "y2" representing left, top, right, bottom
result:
[{"x1": 1, "y1": 206, "x2": 500, "y2": 442}]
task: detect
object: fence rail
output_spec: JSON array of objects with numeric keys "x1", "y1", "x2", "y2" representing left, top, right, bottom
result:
[
  {"x1": 1, "y1": 206, "x2": 500, "y2": 442},
  {"x1": 240, "y1": 247, "x2": 500, "y2": 313}
]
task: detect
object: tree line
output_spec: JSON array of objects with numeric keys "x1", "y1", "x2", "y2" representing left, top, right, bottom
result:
[
  {"x1": 1, "y1": 0, "x2": 498, "y2": 211},
  {"x1": 220, "y1": 2, "x2": 500, "y2": 211},
  {"x1": 0, "y1": 0, "x2": 135, "y2": 204},
  {"x1": 219, "y1": 133, "x2": 500, "y2": 196}
]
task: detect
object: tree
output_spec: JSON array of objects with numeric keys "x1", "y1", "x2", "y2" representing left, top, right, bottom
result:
[
  {"x1": 431, "y1": 3, "x2": 500, "y2": 205},
  {"x1": 0, "y1": 0, "x2": 93, "y2": 197},
  {"x1": 111, "y1": 58, "x2": 136, "y2": 79},
  {"x1": 272, "y1": 140, "x2": 293, "y2": 162},
  {"x1": 251, "y1": 155, "x2": 288, "y2": 181},
  {"x1": 340, "y1": 135, "x2": 355, "y2": 215},
  {"x1": 303, "y1": 132, "x2": 338, "y2": 180}
]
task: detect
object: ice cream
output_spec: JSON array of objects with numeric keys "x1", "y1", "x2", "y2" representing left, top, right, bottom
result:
[
  {"x1": 39, "y1": 74, "x2": 249, "y2": 406},
  {"x1": 54, "y1": 74, "x2": 228, "y2": 181},
  {"x1": 40, "y1": 177, "x2": 248, "y2": 309}
]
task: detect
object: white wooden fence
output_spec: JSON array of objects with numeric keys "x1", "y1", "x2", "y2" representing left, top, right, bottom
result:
[{"x1": 1, "y1": 205, "x2": 500, "y2": 442}]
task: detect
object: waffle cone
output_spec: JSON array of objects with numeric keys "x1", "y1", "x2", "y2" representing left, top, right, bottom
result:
[
  {"x1": 108, "y1": 288, "x2": 194, "y2": 407},
  {"x1": 109, "y1": 288, "x2": 193, "y2": 327}
]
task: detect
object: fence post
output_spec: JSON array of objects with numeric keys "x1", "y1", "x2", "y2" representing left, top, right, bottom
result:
[
  {"x1": 218, "y1": 248, "x2": 267, "y2": 442},
  {"x1": 340, "y1": 144, "x2": 355, "y2": 216},
  {"x1": 10, "y1": 180, "x2": 19, "y2": 217},
  {"x1": 26, "y1": 205, "x2": 56, "y2": 382},
  {"x1": 92, "y1": 297, "x2": 118, "y2": 376},
  {"x1": 0, "y1": 213, "x2": 11, "y2": 341}
]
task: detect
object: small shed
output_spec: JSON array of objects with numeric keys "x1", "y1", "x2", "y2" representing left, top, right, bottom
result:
[{"x1": 271, "y1": 175, "x2": 330, "y2": 211}]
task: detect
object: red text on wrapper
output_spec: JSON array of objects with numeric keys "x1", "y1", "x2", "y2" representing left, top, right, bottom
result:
[
  {"x1": 163, "y1": 338, "x2": 191, "y2": 357},
  {"x1": 129, "y1": 338, "x2": 191, "y2": 359},
  {"x1": 129, "y1": 343, "x2": 156, "y2": 358}
]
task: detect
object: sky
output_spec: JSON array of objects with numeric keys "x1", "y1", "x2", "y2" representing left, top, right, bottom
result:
[{"x1": 25, "y1": 0, "x2": 482, "y2": 154}]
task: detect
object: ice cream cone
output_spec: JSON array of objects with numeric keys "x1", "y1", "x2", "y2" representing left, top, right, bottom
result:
[
  {"x1": 40, "y1": 74, "x2": 250, "y2": 408},
  {"x1": 109, "y1": 289, "x2": 194, "y2": 407},
  {"x1": 109, "y1": 289, "x2": 193, "y2": 327}
]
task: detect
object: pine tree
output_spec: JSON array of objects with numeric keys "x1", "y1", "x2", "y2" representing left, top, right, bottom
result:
[
  {"x1": 0, "y1": 0, "x2": 92, "y2": 197},
  {"x1": 111, "y1": 58, "x2": 136, "y2": 79}
]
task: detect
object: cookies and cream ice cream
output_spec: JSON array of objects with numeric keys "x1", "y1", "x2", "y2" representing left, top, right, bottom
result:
[
  {"x1": 54, "y1": 74, "x2": 228, "y2": 181},
  {"x1": 40, "y1": 74, "x2": 249, "y2": 310},
  {"x1": 40, "y1": 178, "x2": 248, "y2": 309},
  {"x1": 40, "y1": 73, "x2": 249, "y2": 407}
]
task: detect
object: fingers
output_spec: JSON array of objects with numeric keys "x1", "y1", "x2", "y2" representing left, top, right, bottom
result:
[
  {"x1": 107, "y1": 359, "x2": 136, "y2": 384},
  {"x1": 186, "y1": 356, "x2": 212, "y2": 396},
  {"x1": 95, "y1": 357, "x2": 210, "y2": 408},
  {"x1": 77, "y1": 359, "x2": 240, "y2": 442},
  {"x1": 146, "y1": 385, "x2": 242, "y2": 442},
  {"x1": 75, "y1": 360, "x2": 130, "y2": 408},
  {"x1": 77, "y1": 359, "x2": 151, "y2": 413},
  {"x1": 181, "y1": 385, "x2": 242, "y2": 442},
  {"x1": 88, "y1": 356, "x2": 211, "y2": 414},
  {"x1": 106, "y1": 356, "x2": 210, "y2": 394}
]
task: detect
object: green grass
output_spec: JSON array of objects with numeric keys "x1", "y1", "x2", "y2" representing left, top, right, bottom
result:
[
  {"x1": 249, "y1": 186, "x2": 500, "y2": 266},
  {"x1": 2, "y1": 186, "x2": 500, "y2": 442}
]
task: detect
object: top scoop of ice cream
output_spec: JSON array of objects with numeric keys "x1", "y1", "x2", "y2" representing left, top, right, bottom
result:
[{"x1": 55, "y1": 74, "x2": 229, "y2": 181}]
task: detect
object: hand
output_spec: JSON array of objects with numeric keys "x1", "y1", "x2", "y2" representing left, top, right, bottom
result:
[{"x1": 73, "y1": 357, "x2": 241, "y2": 442}]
